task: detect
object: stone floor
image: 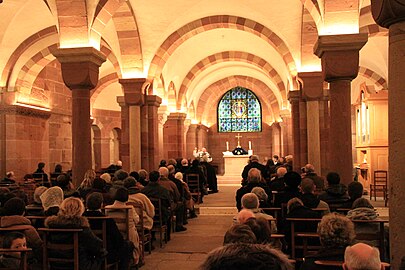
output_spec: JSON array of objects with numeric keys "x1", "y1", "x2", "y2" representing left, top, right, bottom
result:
[{"x1": 142, "y1": 179, "x2": 389, "y2": 269}]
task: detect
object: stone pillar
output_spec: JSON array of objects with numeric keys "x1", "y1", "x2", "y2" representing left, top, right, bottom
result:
[
  {"x1": 319, "y1": 90, "x2": 330, "y2": 176},
  {"x1": 164, "y1": 113, "x2": 186, "y2": 159},
  {"x1": 186, "y1": 124, "x2": 198, "y2": 159},
  {"x1": 280, "y1": 110, "x2": 293, "y2": 157},
  {"x1": 52, "y1": 47, "x2": 106, "y2": 185},
  {"x1": 140, "y1": 102, "x2": 149, "y2": 171},
  {"x1": 314, "y1": 34, "x2": 367, "y2": 185},
  {"x1": 146, "y1": 95, "x2": 162, "y2": 171},
  {"x1": 371, "y1": 2, "x2": 405, "y2": 267},
  {"x1": 299, "y1": 72, "x2": 324, "y2": 174},
  {"x1": 157, "y1": 107, "x2": 168, "y2": 160},
  {"x1": 117, "y1": 96, "x2": 130, "y2": 172},
  {"x1": 299, "y1": 96, "x2": 308, "y2": 167},
  {"x1": 119, "y1": 78, "x2": 145, "y2": 172},
  {"x1": 271, "y1": 122, "x2": 281, "y2": 156},
  {"x1": 197, "y1": 124, "x2": 209, "y2": 150},
  {"x1": 288, "y1": 90, "x2": 301, "y2": 172}
]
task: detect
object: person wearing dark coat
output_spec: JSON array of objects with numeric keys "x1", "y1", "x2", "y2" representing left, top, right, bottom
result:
[
  {"x1": 299, "y1": 178, "x2": 330, "y2": 215},
  {"x1": 236, "y1": 168, "x2": 272, "y2": 211},
  {"x1": 83, "y1": 192, "x2": 131, "y2": 270},
  {"x1": 33, "y1": 162, "x2": 49, "y2": 184},
  {"x1": 1, "y1": 171, "x2": 16, "y2": 184},
  {"x1": 200, "y1": 160, "x2": 218, "y2": 193},
  {"x1": 44, "y1": 197, "x2": 106, "y2": 270},
  {"x1": 273, "y1": 171, "x2": 301, "y2": 207},
  {"x1": 300, "y1": 213, "x2": 355, "y2": 270},
  {"x1": 141, "y1": 171, "x2": 173, "y2": 240},
  {"x1": 301, "y1": 164, "x2": 325, "y2": 191},
  {"x1": 318, "y1": 172, "x2": 350, "y2": 208},
  {"x1": 241, "y1": 155, "x2": 268, "y2": 182},
  {"x1": 185, "y1": 159, "x2": 207, "y2": 202},
  {"x1": 269, "y1": 167, "x2": 287, "y2": 192}
]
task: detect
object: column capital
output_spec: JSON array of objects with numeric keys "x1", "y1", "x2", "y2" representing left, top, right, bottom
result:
[
  {"x1": 52, "y1": 47, "x2": 106, "y2": 90},
  {"x1": 279, "y1": 109, "x2": 291, "y2": 119},
  {"x1": 146, "y1": 95, "x2": 162, "y2": 107},
  {"x1": 314, "y1": 34, "x2": 368, "y2": 82},
  {"x1": 119, "y1": 78, "x2": 146, "y2": 106},
  {"x1": 298, "y1": 71, "x2": 324, "y2": 101},
  {"x1": 116, "y1": 96, "x2": 126, "y2": 107},
  {"x1": 372, "y1": 0, "x2": 405, "y2": 28},
  {"x1": 288, "y1": 90, "x2": 301, "y2": 103},
  {"x1": 168, "y1": 112, "x2": 187, "y2": 121}
]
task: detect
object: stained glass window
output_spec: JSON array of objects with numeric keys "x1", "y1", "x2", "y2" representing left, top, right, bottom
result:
[{"x1": 218, "y1": 87, "x2": 262, "y2": 132}]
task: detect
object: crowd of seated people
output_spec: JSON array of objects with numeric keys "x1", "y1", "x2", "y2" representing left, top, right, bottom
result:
[{"x1": 0, "y1": 156, "x2": 217, "y2": 269}]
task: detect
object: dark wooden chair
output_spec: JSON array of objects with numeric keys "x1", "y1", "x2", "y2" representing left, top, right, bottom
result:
[
  {"x1": 86, "y1": 216, "x2": 119, "y2": 270},
  {"x1": 370, "y1": 170, "x2": 388, "y2": 205},
  {"x1": 352, "y1": 218, "x2": 389, "y2": 261},
  {"x1": 24, "y1": 216, "x2": 46, "y2": 229},
  {"x1": 0, "y1": 248, "x2": 32, "y2": 270},
  {"x1": 32, "y1": 173, "x2": 49, "y2": 187},
  {"x1": 127, "y1": 201, "x2": 152, "y2": 261},
  {"x1": 286, "y1": 217, "x2": 322, "y2": 259},
  {"x1": 38, "y1": 228, "x2": 82, "y2": 270},
  {"x1": 150, "y1": 198, "x2": 167, "y2": 248},
  {"x1": 335, "y1": 208, "x2": 352, "y2": 215},
  {"x1": 185, "y1": 174, "x2": 201, "y2": 204}
]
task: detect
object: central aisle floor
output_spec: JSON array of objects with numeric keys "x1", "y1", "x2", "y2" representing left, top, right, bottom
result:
[{"x1": 142, "y1": 185, "x2": 238, "y2": 270}]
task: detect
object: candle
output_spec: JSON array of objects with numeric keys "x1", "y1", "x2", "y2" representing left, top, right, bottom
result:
[
  {"x1": 249, "y1": 141, "x2": 252, "y2": 150},
  {"x1": 226, "y1": 141, "x2": 229, "y2": 151}
]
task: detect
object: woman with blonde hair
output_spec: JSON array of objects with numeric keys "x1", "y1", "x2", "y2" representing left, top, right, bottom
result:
[
  {"x1": 45, "y1": 197, "x2": 105, "y2": 269},
  {"x1": 78, "y1": 169, "x2": 96, "y2": 198}
]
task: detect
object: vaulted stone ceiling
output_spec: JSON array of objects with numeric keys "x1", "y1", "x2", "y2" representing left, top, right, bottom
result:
[{"x1": 0, "y1": 0, "x2": 388, "y2": 125}]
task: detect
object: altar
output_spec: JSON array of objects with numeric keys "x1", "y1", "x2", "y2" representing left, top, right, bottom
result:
[{"x1": 223, "y1": 154, "x2": 249, "y2": 177}]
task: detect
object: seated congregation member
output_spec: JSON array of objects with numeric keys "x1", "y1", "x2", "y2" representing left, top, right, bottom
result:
[
  {"x1": 223, "y1": 224, "x2": 257, "y2": 245},
  {"x1": 1, "y1": 171, "x2": 16, "y2": 184},
  {"x1": 237, "y1": 209, "x2": 255, "y2": 224},
  {"x1": 0, "y1": 198, "x2": 42, "y2": 250},
  {"x1": 138, "y1": 169, "x2": 149, "y2": 187},
  {"x1": 201, "y1": 155, "x2": 218, "y2": 193},
  {"x1": 236, "y1": 168, "x2": 271, "y2": 211},
  {"x1": 105, "y1": 187, "x2": 141, "y2": 266},
  {"x1": 269, "y1": 167, "x2": 287, "y2": 192},
  {"x1": 300, "y1": 213, "x2": 356, "y2": 270},
  {"x1": 124, "y1": 176, "x2": 155, "y2": 230},
  {"x1": 56, "y1": 173, "x2": 79, "y2": 198},
  {"x1": 274, "y1": 171, "x2": 302, "y2": 207},
  {"x1": 100, "y1": 173, "x2": 112, "y2": 191},
  {"x1": 179, "y1": 159, "x2": 189, "y2": 174},
  {"x1": 185, "y1": 159, "x2": 207, "y2": 202},
  {"x1": 342, "y1": 181, "x2": 364, "y2": 209},
  {"x1": 158, "y1": 167, "x2": 186, "y2": 231},
  {"x1": 83, "y1": 192, "x2": 131, "y2": 269},
  {"x1": 241, "y1": 155, "x2": 268, "y2": 183},
  {"x1": 33, "y1": 162, "x2": 49, "y2": 184},
  {"x1": 25, "y1": 186, "x2": 47, "y2": 216},
  {"x1": 0, "y1": 232, "x2": 28, "y2": 269},
  {"x1": 318, "y1": 172, "x2": 350, "y2": 208},
  {"x1": 251, "y1": 187, "x2": 271, "y2": 208},
  {"x1": 77, "y1": 169, "x2": 96, "y2": 199},
  {"x1": 245, "y1": 216, "x2": 276, "y2": 245},
  {"x1": 40, "y1": 186, "x2": 64, "y2": 216},
  {"x1": 45, "y1": 197, "x2": 105, "y2": 269},
  {"x1": 234, "y1": 193, "x2": 276, "y2": 233},
  {"x1": 174, "y1": 172, "x2": 197, "y2": 219},
  {"x1": 141, "y1": 171, "x2": 173, "y2": 240},
  {"x1": 200, "y1": 243, "x2": 293, "y2": 270},
  {"x1": 86, "y1": 178, "x2": 113, "y2": 205},
  {"x1": 301, "y1": 164, "x2": 325, "y2": 191},
  {"x1": 299, "y1": 178, "x2": 330, "y2": 215},
  {"x1": 343, "y1": 243, "x2": 384, "y2": 270}
]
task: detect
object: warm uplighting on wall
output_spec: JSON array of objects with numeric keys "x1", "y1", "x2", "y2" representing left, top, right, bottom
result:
[
  {"x1": 191, "y1": 119, "x2": 199, "y2": 124},
  {"x1": 121, "y1": 70, "x2": 146, "y2": 79},
  {"x1": 297, "y1": 64, "x2": 322, "y2": 73},
  {"x1": 59, "y1": 37, "x2": 100, "y2": 50},
  {"x1": 14, "y1": 102, "x2": 51, "y2": 112},
  {"x1": 319, "y1": 23, "x2": 359, "y2": 36}
]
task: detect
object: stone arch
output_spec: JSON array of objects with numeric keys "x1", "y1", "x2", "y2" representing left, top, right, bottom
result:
[
  {"x1": 178, "y1": 51, "x2": 286, "y2": 110},
  {"x1": 167, "y1": 81, "x2": 177, "y2": 111},
  {"x1": 188, "y1": 100, "x2": 196, "y2": 120},
  {"x1": 90, "y1": 73, "x2": 119, "y2": 105},
  {"x1": 358, "y1": 66, "x2": 388, "y2": 90},
  {"x1": 147, "y1": 15, "x2": 296, "y2": 85},
  {"x1": 359, "y1": 5, "x2": 388, "y2": 37},
  {"x1": 300, "y1": 0, "x2": 323, "y2": 27},
  {"x1": 196, "y1": 75, "x2": 279, "y2": 125}
]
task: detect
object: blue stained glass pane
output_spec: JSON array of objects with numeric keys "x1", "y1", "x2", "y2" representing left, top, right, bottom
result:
[{"x1": 218, "y1": 86, "x2": 262, "y2": 133}]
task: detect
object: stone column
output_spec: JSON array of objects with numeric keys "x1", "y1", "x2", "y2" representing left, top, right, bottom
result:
[
  {"x1": 319, "y1": 90, "x2": 330, "y2": 176},
  {"x1": 314, "y1": 34, "x2": 367, "y2": 185},
  {"x1": 288, "y1": 90, "x2": 301, "y2": 172},
  {"x1": 164, "y1": 113, "x2": 186, "y2": 159},
  {"x1": 186, "y1": 124, "x2": 198, "y2": 159},
  {"x1": 119, "y1": 78, "x2": 145, "y2": 172},
  {"x1": 280, "y1": 110, "x2": 293, "y2": 157},
  {"x1": 140, "y1": 101, "x2": 149, "y2": 171},
  {"x1": 157, "y1": 107, "x2": 168, "y2": 160},
  {"x1": 52, "y1": 47, "x2": 106, "y2": 185},
  {"x1": 371, "y1": 2, "x2": 405, "y2": 267},
  {"x1": 146, "y1": 95, "x2": 162, "y2": 171},
  {"x1": 299, "y1": 72, "x2": 324, "y2": 174},
  {"x1": 299, "y1": 97, "x2": 308, "y2": 167},
  {"x1": 117, "y1": 96, "x2": 130, "y2": 171}
]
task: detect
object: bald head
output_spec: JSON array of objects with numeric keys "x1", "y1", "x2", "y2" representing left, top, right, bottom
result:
[
  {"x1": 237, "y1": 209, "x2": 255, "y2": 224},
  {"x1": 158, "y1": 167, "x2": 169, "y2": 178},
  {"x1": 276, "y1": 167, "x2": 287, "y2": 178},
  {"x1": 344, "y1": 243, "x2": 383, "y2": 270}
]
